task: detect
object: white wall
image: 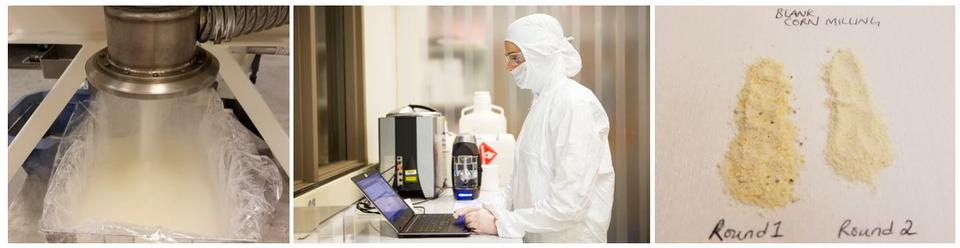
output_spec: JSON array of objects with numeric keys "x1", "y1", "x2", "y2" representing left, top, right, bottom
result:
[
  {"x1": 362, "y1": 6, "x2": 399, "y2": 163},
  {"x1": 394, "y1": 7, "x2": 430, "y2": 107},
  {"x1": 361, "y1": 6, "x2": 433, "y2": 164}
]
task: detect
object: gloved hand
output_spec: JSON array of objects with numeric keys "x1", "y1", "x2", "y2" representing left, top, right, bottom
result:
[{"x1": 452, "y1": 207, "x2": 498, "y2": 235}]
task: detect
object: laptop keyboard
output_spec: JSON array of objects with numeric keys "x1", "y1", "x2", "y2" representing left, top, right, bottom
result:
[{"x1": 406, "y1": 214, "x2": 455, "y2": 233}]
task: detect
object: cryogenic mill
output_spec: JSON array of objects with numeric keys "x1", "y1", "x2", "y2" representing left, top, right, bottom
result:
[{"x1": 87, "y1": 6, "x2": 288, "y2": 99}]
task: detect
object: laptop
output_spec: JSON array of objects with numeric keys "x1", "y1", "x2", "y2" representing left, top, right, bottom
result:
[{"x1": 351, "y1": 172, "x2": 470, "y2": 238}]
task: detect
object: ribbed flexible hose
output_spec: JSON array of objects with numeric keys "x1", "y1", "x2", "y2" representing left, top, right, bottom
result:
[{"x1": 198, "y1": 6, "x2": 289, "y2": 44}]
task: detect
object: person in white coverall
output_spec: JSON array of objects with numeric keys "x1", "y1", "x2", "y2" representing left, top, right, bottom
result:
[{"x1": 452, "y1": 13, "x2": 615, "y2": 243}]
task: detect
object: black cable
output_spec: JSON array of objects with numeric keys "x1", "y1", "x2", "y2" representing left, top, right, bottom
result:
[
  {"x1": 381, "y1": 162, "x2": 398, "y2": 187},
  {"x1": 356, "y1": 162, "x2": 451, "y2": 213},
  {"x1": 249, "y1": 54, "x2": 262, "y2": 84},
  {"x1": 406, "y1": 104, "x2": 439, "y2": 112},
  {"x1": 411, "y1": 185, "x2": 448, "y2": 206},
  {"x1": 356, "y1": 163, "x2": 400, "y2": 215},
  {"x1": 356, "y1": 198, "x2": 380, "y2": 214}
]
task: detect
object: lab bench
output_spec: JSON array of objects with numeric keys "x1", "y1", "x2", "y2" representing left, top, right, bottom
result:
[{"x1": 294, "y1": 188, "x2": 521, "y2": 243}]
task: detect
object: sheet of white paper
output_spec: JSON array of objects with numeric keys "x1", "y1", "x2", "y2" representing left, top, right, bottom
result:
[{"x1": 655, "y1": 6, "x2": 954, "y2": 242}]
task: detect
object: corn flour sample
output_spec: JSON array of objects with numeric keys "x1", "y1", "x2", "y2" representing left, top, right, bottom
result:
[
  {"x1": 78, "y1": 136, "x2": 226, "y2": 237},
  {"x1": 823, "y1": 49, "x2": 894, "y2": 184},
  {"x1": 74, "y1": 94, "x2": 227, "y2": 238},
  {"x1": 722, "y1": 58, "x2": 803, "y2": 209}
]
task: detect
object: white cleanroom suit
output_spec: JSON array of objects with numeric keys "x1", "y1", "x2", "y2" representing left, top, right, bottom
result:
[{"x1": 461, "y1": 13, "x2": 616, "y2": 243}]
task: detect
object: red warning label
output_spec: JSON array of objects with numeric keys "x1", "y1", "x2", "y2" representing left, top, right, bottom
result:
[{"x1": 479, "y1": 142, "x2": 498, "y2": 165}]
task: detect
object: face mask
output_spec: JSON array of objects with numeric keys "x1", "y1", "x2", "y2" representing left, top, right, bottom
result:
[{"x1": 510, "y1": 62, "x2": 530, "y2": 89}]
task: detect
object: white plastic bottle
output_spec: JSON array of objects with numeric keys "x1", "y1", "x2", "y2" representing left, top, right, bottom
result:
[
  {"x1": 459, "y1": 91, "x2": 507, "y2": 135},
  {"x1": 459, "y1": 91, "x2": 515, "y2": 191}
]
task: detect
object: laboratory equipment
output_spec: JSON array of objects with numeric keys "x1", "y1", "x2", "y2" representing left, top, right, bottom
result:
[
  {"x1": 378, "y1": 104, "x2": 447, "y2": 199},
  {"x1": 8, "y1": 6, "x2": 290, "y2": 243},
  {"x1": 451, "y1": 134, "x2": 482, "y2": 200}
]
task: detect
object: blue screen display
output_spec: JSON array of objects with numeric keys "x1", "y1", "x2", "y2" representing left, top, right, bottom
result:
[{"x1": 356, "y1": 174, "x2": 412, "y2": 224}]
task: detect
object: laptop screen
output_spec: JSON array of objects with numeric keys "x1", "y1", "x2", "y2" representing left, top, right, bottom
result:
[{"x1": 354, "y1": 172, "x2": 415, "y2": 229}]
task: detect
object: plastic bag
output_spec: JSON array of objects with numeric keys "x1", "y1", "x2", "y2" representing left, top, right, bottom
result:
[{"x1": 40, "y1": 88, "x2": 283, "y2": 242}]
